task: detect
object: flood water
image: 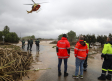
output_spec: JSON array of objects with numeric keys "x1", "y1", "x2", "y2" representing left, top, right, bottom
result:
[
  {"x1": 35, "y1": 46, "x2": 103, "y2": 81},
  {"x1": 19, "y1": 43, "x2": 104, "y2": 81}
]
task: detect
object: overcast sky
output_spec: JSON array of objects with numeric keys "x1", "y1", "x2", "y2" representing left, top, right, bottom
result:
[{"x1": 0, "y1": 0, "x2": 112, "y2": 39}]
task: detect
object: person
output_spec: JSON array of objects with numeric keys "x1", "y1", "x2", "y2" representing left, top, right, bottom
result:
[
  {"x1": 56, "y1": 34, "x2": 70, "y2": 77},
  {"x1": 35, "y1": 39, "x2": 40, "y2": 51},
  {"x1": 98, "y1": 36, "x2": 112, "y2": 80},
  {"x1": 27, "y1": 39, "x2": 30, "y2": 50},
  {"x1": 30, "y1": 39, "x2": 33, "y2": 51},
  {"x1": 73, "y1": 36, "x2": 88, "y2": 79},
  {"x1": 83, "y1": 39, "x2": 89, "y2": 71},
  {"x1": 22, "y1": 39, "x2": 25, "y2": 49}
]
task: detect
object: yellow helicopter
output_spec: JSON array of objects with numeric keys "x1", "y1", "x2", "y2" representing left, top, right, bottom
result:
[{"x1": 24, "y1": 0, "x2": 47, "y2": 13}]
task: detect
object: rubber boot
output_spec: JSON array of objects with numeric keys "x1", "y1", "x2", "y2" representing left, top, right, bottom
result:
[
  {"x1": 106, "y1": 74, "x2": 111, "y2": 80},
  {"x1": 58, "y1": 71, "x2": 61, "y2": 77},
  {"x1": 64, "y1": 72, "x2": 68, "y2": 77},
  {"x1": 98, "y1": 74, "x2": 106, "y2": 80}
]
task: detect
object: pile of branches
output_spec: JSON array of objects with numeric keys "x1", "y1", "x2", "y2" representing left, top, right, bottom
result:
[{"x1": 0, "y1": 48, "x2": 33, "y2": 81}]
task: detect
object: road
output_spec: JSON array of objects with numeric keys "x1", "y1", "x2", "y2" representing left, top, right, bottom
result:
[{"x1": 21, "y1": 42, "x2": 104, "y2": 81}]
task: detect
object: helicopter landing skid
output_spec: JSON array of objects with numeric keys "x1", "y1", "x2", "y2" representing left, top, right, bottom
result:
[{"x1": 36, "y1": 8, "x2": 41, "y2": 13}]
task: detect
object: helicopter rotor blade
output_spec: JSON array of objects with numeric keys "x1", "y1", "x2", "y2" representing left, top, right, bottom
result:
[
  {"x1": 24, "y1": 4, "x2": 33, "y2": 5},
  {"x1": 36, "y1": 2, "x2": 48, "y2": 4},
  {"x1": 32, "y1": 0, "x2": 36, "y2": 4}
]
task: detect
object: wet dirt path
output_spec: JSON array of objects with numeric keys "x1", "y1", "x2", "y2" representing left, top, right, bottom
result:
[
  {"x1": 20, "y1": 42, "x2": 104, "y2": 81},
  {"x1": 34, "y1": 45, "x2": 104, "y2": 81}
]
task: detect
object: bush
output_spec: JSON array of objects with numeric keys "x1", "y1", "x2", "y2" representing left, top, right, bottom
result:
[
  {"x1": 52, "y1": 46, "x2": 56, "y2": 48},
  {"x1": 70, "y1": 41, "x2": 77, "y2": 46},
  {"x1": 49, "y1": 41, "x2": 58, "y2": 44}
]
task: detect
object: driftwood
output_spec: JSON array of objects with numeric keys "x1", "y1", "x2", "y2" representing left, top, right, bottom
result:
[
  {"x1": 0, "y1": 47, "x2": 33, "y2": 81},
  {"x1": 0, "y1": 45, "x2": 51, "y2": 81}
]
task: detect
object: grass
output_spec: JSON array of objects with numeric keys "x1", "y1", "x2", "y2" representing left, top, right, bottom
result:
[
  {"x1": 52, "y1": 46, "x2": 56, "y2": 48},
  {"x1": 0, "y1": 45, "x2": 21, "y2": 51}
]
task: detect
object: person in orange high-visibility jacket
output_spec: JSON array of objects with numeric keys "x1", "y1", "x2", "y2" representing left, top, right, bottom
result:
[
  {"x1": 72, "y1": 36, "x2": 88, "y2": 79},
  {"x1": 56, "y1": 34, "x2": 70, "y2": 77},
  {"x1": 74, "y1": 40, "x2": 88, "y2": 60}
]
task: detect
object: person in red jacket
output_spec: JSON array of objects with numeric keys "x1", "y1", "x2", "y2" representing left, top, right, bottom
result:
[
  {"x1": 72, "y1": 36, "x2": 88, "y2": 79},
  {"x1": 56, "y1": 34, "x2": 70, "y2": 77}
]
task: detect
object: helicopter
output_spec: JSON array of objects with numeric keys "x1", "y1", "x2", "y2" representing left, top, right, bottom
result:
[{"x1": 24, "y1": 0, "x2": 47, "y2": 13}]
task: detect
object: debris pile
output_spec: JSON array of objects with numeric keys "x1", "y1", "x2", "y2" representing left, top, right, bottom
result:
[{"x1": 0, "y1": 48, "x2": 33, "y2": 81}]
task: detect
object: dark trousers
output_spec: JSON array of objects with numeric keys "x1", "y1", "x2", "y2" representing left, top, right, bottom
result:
[
  {"x1": 36, "y1": 44, "x2": 39, "y2": 51},
  {"x1": 83, "y1": 55, "x2": 88, "y2": 68},
  {"x1": 58, "y1": 58, "x2": 68, "y2": 72},
  {"x1": 22, "y1": 44, "x2": 25, "y2": 49},
  {"x1": 27, "y1": 44, "x2": 30, "y2": 50},
  {"x1": 102, "y1": 59, "x2": 112, "y2": 74},
  {"x1": 30, "y1": 44, "x2": 32, "y2": 51}
]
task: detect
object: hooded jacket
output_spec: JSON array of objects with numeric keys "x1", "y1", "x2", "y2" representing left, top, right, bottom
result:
[
  {"x1": 56, "y1": 37, "x2": 70, "y2": 59},
  {"x1": 74, "y1": 40, "x2": 88, "y2": 60},
  {"x1": 101, "y1": 41, "x2": 112, "y2": 59}
]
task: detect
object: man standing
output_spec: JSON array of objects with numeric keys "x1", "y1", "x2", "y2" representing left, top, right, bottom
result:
[
  {"x1": 27, "y1": 39, "x2": 30, "y2": 50},
  {"x1": 35, "y1": 39, "x2": 40, "y2": 51},
  {"x1": 56, "y1": 34, "x2": 70, "y2": 77},
  {"x1": 22, "y1": 39, "x2": 25, "y2": 49},
  {"x1": 73, "y1": 36, "x2": 88, "y2": 79},
  {"x1": 30, "y1": 39, "x2": 33, "y2": 51},
  {"x1": 98, "y1": 36, "x2": 112, "y2": 80},
  {"x1": 83, "y1": 39, "x2": 89, "y2": 71}
]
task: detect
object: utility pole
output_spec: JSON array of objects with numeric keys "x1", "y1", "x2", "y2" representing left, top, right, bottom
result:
[
  {"x1": 2, "y1": 36, "x2": 5, "y2": 44},
  {"x1": 20, "y1": 32, "x2": 21, "y2": 40}
]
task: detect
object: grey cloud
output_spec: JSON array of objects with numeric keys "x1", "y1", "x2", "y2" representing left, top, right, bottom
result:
[{"x1": 0, "y1": 0, "x2": 112, "y2": 39}]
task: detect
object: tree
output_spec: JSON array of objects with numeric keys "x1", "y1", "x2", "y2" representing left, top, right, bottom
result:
[
  {"x1": 90, "y1": 34, "x2": 96, "y2": 44},
  {"x1": 58, "y1": 34, "x2": 63, "y2": 40},
  {"x1": 82, "y1": 34, "x2": 96, "y2": 47},
  {"x1": 0, "y1": 26, "x2": 19, "y2": 43},
  {"x1": 67, "y1": 30, "x2": 76, "y2": 42},
  {"x1": 104, "y1": 35, "x2": 107, "y2": 43},
  {"x1": 22, "y1": 35, "x2": 36, "y2": 40},
  {"x1": 97, "y1": 35, "x2": 107, "y2": 46},
  {"x1": 108, "y1": 33, "x2": 112, "y2": 37},
  {"x1": 4, "y1": 32, "x2": 19, "y2": 43},
  {"x1": 0, "y1": 31, "x2": 3, "y2": 41},
  {"x1": 31, "y1": 35, "x2": 35, "y2": 39},
  {"x1": 3, "y1": 25, "x2": 10, "y2": 34}
]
